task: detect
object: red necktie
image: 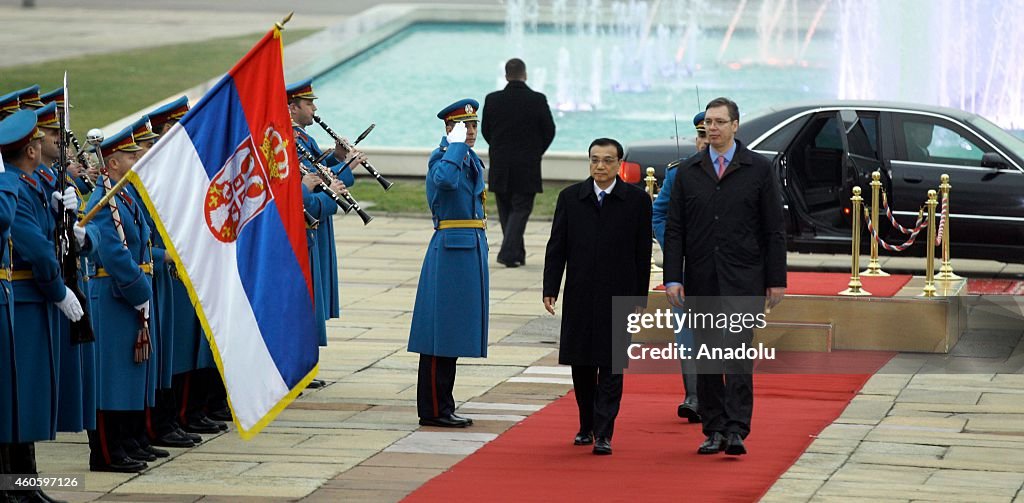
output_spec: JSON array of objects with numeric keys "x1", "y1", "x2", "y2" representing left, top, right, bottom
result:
[{"x1": 717, "y1": 155, "x2": 727, "y2": 179}]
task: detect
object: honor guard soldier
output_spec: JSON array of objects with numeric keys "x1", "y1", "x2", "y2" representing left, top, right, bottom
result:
[
  {"x1": 0, "y1": 92, "x2": 20, "y2": 119},
  {"x1": 287, "y1": 79, "x2": 361, "y2": 388},
  {"x1": 408, "y1": 99, "x2": 488, "y2": 428},
  {"x1": 0, "y1": 124, "x2": 23, "y2": 501},
  {"x1": 1, "y1": 109, "x2": 84, "y2": 502},
  {"x1": 33, "y1": 102, "x2": 101, "y2": 440},
  {"x1": 85, "y1": 126, "x2": 157, "y2": 473},
  {"x1": 40, "y1": 87, "x2": 96, "y2": 195}
]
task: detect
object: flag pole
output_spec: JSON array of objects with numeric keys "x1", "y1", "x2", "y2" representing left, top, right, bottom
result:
[
  {"x1": 77, "y1": 173, "x2": 135, "y2": 226},
  {"x1": 276, "y1": 12, "x2": 293, "y2": 30}
]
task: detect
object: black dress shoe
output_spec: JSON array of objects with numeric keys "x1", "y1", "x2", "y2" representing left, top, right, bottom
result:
[
  {"x1": 126, "y1": 447, "x2": 157, "y2": 462},
  {"x1": 145, "y1": 445, "x2": 170, "y2": 458},
  {"x1": 181, "y1": 419, "x2": 221, "y2": 434},
  {"x1": 592, "y1": 437, "x2": 612, "y2": 455},
  {"x1": 677, "y1": 396, "x2": 701, "y2": 423},
  {"x1": 27, "y1": 489, "x2": 68, "y2": 503},
  {"x1": 698, "y1": 432, "x2": 726, "y2": 454},
  {"x1": 451, "y1": 413, "x2": 474, "y2": 426},
  {"x1": 196, "y1": 416, "x2": 228, "y2": 432},
  {"x1": 497, "y1": 259, "x2": 520, "y2": 268},
  {"x1": 207, "y1": 407, "x2": 233, "y2": 422},
  {"x1": 573, "y1": 432, "x2": 594, "y2": 446},
  {"x1": 151, "y1": 430, "x2": 194, "y2": 448},
  {"x1": 418, "y1": 415, "x2": 471, "y2": 428},
  {"x1": 306, "y1": 379, "x2": 327, "y2": 389},
  {"x1": 90, "y1": 457, "x2": 148, "y2": 473},
  {"x1": 176, "y1": 427, "x2": 202, "y2": 444},
  {"x1": 724, "y1": 433, "x2": 747, "y2": 456}
]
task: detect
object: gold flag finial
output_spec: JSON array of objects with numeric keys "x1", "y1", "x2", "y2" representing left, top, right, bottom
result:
[{"x1": 276, "y1": 12, "x2": 294, "y2": 30}]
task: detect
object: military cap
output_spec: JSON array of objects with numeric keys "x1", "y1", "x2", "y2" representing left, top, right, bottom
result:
[
  {"x1": 437, "y1": 98, "x2": 479, "y2": 122},
  {"x1": 148, "y1": 96, "x2": 189, "y2": 131},
  {"x1": 0, "y1": 91, "x2": 20, "y2": 117},
  {"x1": 693, "y1": 111, "x2": 706, "y2": 132},
  {"x1": 40, "y1": 87, "x2": 66, "y2": 107},
  {"x1": 285, "y1": 79, "x2": 317, "y2": 101},
  {"x1": 16, "y1": 85, "x2": 45, "y2": 108},
  {"x1": 131, "y1": 116, "x2": 160, "y2": 142},
  {"x1": 0, "y1": 109, "x2": 45, "y2": 156},
  {"x1": 99, "y1": 126, "x2": 142, "y2": 158},
  {"x1": 35, "y1": 102, "x2": 59, "y2": 129}
]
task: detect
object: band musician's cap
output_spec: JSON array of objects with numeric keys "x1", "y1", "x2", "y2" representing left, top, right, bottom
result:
[
  {"x1": 35, "y1": 102, "x2": 60, "y2": 130},
  {"x1": 286, "y1": 79, "x2": 317, "y2": 101},
  {"x1": 16, "y1": 85, "x2": 45, "y2": 109},
  {"x1": 0, "y1": 91, "x2": 21, "y2": 118},
  {"x1": 40, "y1": 87, "x2": 67, "y2": 107},
  {"x1": 131, "y1": 116, "x2": 160, "y2": 142},
  {"x1": 0, "y1": 110, "x2": 45, "y2": 156},
  {"x1": 693, "y1": 111, "x2": 706, "y2": 132},
  {"x1": 437, "y1": 98, "x2": 479, "y2": 122},
  {"x1": 99, "y1": 126, "x2": 143, "y2": 158},
  {"x1": 148, "y1": 96, "x2": 190, "y2": 131}
]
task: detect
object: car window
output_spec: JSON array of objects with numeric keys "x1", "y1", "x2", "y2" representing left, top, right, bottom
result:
[
  {"x1": 899, "y1": 118, "x2": 986, "y2": 166},
  {"x1": 814, "y1": 117, "x2": 842, "y2": 149},
  {"x1": 860, "y1": 116, "x2": 879, "y2": 155},
  {"x1": 755, "y1": 116, "x2": 805, "y2": 152}
]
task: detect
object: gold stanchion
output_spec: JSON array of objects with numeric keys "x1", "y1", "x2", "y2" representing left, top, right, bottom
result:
[
  {"x1": 646, "y1": 167, "x2": 663, "y2": 274},
  {"x1": 861, "y1": 171, "x2": 889, "y2": 277},
  {"x1": 935, "y1": 174, "x2": 961, "y2": 281},
  {"x1": 921, "y1": 190, "x2": 938, "y2": 297},
  {"x1": 840, "y1": 186, "x2": 871, "y2": 296}
]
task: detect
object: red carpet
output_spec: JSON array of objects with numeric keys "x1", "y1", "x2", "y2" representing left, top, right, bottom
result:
[
  {"x1": 967, "y1": 278, "x2": 1024, "y2": 295},
  {"x1": 406, "y1": 355, "x2": 892, "y2": 503},
  {"x1": 653, "y1": 272, "x2": 912, "y2": 297}
]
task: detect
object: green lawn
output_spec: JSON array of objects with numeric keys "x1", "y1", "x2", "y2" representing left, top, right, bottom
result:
[
  {"x1": 0, "y1": 28, "x2": 317, "y2": 138},
  {"x1": 353, "y1": 179, "x2": 573, "y2": 218}
]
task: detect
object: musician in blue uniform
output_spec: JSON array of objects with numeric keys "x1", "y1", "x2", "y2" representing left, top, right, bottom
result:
[
  {"x1": 84, "y1": 127, "x2": 156, "y2": 473},
  {"x1": 33, "y1": 102, "x2": 101, "y2": 439},
  {"x1": 147, "y1": 98, "x2": 226, "y2": 437},
  {"x1": 409, "y1": 99, "x2": 488, "y2": 428},
  {"x1": 287, "y1": 79, "x2": 363, "y2": 389},
  {"x1": 1, "y1": 109, "x2": 84, "y2": 502},
  {"x1": 651, "y1": 111, "x2": 707, "y2": 423}
]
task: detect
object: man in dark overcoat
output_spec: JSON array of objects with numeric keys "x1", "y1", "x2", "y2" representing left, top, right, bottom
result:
[
  {"x1": 543, "y1": 138, "x2": 652, "y2": 456},
  {"x1": 662, "y1": 97, "x2": 787, "y2": 456},
  {"x1": 482, "y1": 58, "x2": 556, "y2": 268}
]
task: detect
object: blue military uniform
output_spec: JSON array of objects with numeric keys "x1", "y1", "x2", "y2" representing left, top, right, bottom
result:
[
  {"x1": 0, "y1": 148, "x2": 20, "y2": 445},
  {"x1": 287, "y1": 79, "x2": 355, "y2": 323},
  {"x1": 34, "y1": 102, "x2": 100, "y2": 433},
  {"x1": 85, "y1": 127, "x2": 156, "y2": 472},
  {"x1": 409, "y1": 99, "x2": 488, "y2": 426}
]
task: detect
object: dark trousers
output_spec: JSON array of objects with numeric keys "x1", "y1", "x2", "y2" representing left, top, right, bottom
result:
[
  {"x1": 0, "y1": 442, "x2": 38, "y2": 499},
  {"x1": 417, "y1": 355, "x2": 457, "y2": 419},
  {"x1": 570, "y1": 365, "x2": 623, "y2": 440},
  {"x1": 146, "y1": 389, "x2": 179, "y2": 439},
  {"x1": 693, "y1": 297, "x2": 760, "y2": 439},
  {"x1": 174, "y1": 369, "x2": 210, "y2": 426},
  {"x1": 88, "y1": 411, "x2": 131, "y2": 465},
  {"x1": 495, "y1": 192, "x2": 535, "y2": 265}
]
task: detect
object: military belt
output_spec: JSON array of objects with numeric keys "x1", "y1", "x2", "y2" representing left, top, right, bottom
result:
[
  {"x1": 0, "y1": 269, "x2": 13, "y2": 281},
  {"x1": 10, "y1": 270, "x2": 33, "y2": 281},
  {"x1": 436, "y1": 219, "x2": 486, "y2": 230},
  {"x1": 93, "y1": 263, "x2": 154, "y2": 279}
]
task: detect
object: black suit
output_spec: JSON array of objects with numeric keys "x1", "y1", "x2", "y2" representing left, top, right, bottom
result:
[
  {"x1": 543, "y1": 177, "x2": 652, "y2": 439},
  {"x1": 482, "y1": 80, "x2": 556, "y2": 265},
  {"x1": 662, "y1": 140, "x2": 786, "y2": 439}
]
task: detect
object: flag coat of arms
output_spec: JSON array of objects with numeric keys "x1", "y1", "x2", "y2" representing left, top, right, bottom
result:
[{"x1": 129, "y1": 26, "x2": 318, "y2": 438}]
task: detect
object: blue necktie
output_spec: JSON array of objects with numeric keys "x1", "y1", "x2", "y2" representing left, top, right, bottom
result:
[{"x1": 598, "y1": 190, "x2": 607, "y2": 207}]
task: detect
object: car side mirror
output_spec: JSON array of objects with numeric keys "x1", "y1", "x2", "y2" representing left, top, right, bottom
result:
[{"x1": 981, "y1": 152, "x2": 1009, "y2": 169}]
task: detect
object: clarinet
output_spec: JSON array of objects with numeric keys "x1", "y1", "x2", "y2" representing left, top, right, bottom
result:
[
  {"x1": 295, "y1": 143, "x2": 373, "y2": 225},
  {"x1": 67, "y1": 131, "x2": 97, "y2": 191},
  {"x1": 311, "y1": 116, "x2": 393, "y2": 191}
]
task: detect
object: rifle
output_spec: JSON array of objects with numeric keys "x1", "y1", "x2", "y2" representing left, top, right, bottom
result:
[{"x1": 56, "y1": 74, "x2": 94, "y2": 344}]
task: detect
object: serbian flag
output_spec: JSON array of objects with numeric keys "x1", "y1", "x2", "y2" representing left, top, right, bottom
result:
[{"x1": 129, "y1": 26, "x2": 318, "y2": 439}]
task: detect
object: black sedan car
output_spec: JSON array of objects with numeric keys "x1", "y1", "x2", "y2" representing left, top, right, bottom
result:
[{"x1": 623, "y1": 100, "x2": 1024, "y2": 263}]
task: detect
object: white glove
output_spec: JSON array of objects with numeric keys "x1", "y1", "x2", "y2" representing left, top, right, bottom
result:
[
  {"x1": 134, "y1": 300, "x2": 150, "y2": 319},
  {"x1": 56, "y1": 286, "x2": 84, "y2": 322},
  {"x1": 446, "y1": 122, "x2": 467, "y2": 144},
  {"x1": 50, "y1": 187, "x2": 78, "y2": 212},
  {"x1": 73, "y1": 224, "x2": 87, "y2": 248}
]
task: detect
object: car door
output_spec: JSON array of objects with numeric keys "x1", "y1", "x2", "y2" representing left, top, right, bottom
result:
[
  {"x1": 836, "y1": 109, "x2": 884, "y2": 228},
  {"x1": 889, "y1": 112, "x2": 1024, "y2": 249}
]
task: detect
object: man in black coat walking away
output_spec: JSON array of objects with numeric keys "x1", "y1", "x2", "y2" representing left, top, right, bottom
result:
[
  {"x1": 663, "y1": 97, "x2": 787, "y2": 457},
  {"x1": 543, "y1": 138, "x2": 652, "y2": 456},
  {"x1": 482, "y1": 58, "x2": 556, "y2": 268}
]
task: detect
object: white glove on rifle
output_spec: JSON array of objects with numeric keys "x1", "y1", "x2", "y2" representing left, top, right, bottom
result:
[
  {"x1": 446, "y1": 122, "x2": 467, "y2": 144},
  {"x1": 50, "y1": 187, "x2": 78, "y2": 212},
  {"x1": 73, "y1": 224, "x2": 87, "y2": 248},
  {"x1": 134, "y1": 300, "x2": 150, "y2": 320},
  {"x1": 56, "y1": 286, "x2": 84, "y2": 322}
]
